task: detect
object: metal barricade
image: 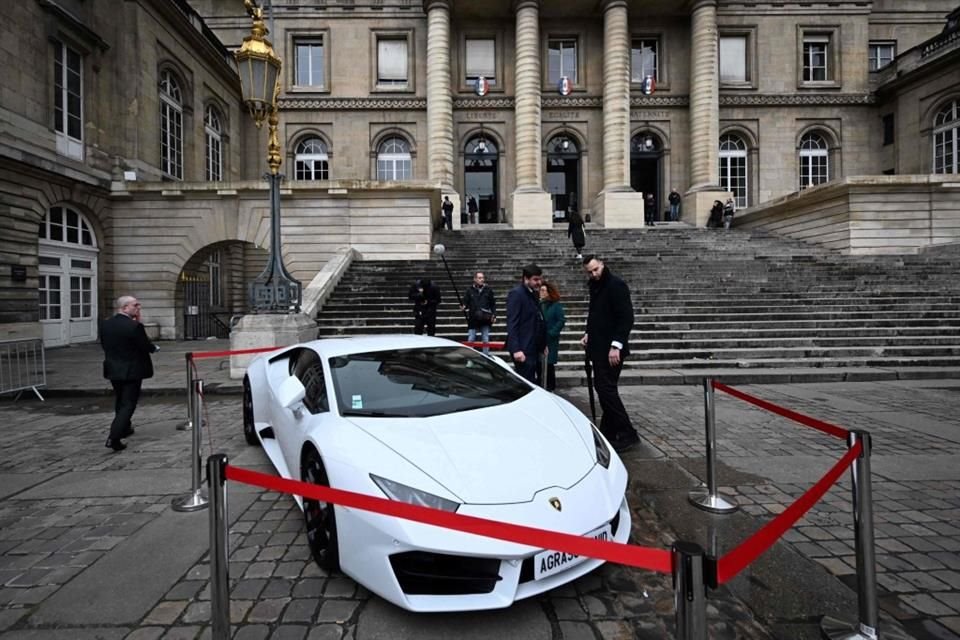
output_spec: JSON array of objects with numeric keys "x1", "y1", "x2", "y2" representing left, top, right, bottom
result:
[{"x1": 0, "y1": 338, "x2": 46, "y2": 401}]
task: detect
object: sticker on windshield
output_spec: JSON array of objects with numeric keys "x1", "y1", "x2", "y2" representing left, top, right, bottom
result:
[{"x1": 352, "y1": 394, "x2": 363, "y2": 409}]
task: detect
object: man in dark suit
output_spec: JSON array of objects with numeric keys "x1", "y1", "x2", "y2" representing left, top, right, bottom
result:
[
  {"x1": 506, "y1": 263, "x2": 546, "y2": 384},
  {"x1": 408, "y1": 278, "x2": 442, "y2": 336},
  {"x1": 580, "y1": 256, "x2": 638, "y2": 452},
  {"x1": 101, "y1": 295, "x2": 159, "y2": 452}
]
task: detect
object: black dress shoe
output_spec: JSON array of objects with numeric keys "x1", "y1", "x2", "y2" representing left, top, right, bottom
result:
[
  {"x1": 612, "y1": 431, "x2": 640, "y2": 453},
  {"x1": 105, "y1": 438, "x2": 127, "y2": 452},
  {"x1": 121, "y1": 427, "x2": 135, "y2": 438}
]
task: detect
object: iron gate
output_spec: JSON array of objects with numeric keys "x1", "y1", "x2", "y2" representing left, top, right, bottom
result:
[{"x1": 182, "y1": 274, "x2": 230, "y2": 340}]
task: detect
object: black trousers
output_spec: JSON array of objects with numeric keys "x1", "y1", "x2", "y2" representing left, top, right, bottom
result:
[
  {"x1": 545, "y1": 363, "x2": 557, "y2": 391},
  {"x1": 110, "y1": 379, "x2": 142, "y2": 440},
  {"x1": 513, "y1": 354, "x2": 540, "y2": 385},
  {"x1": 590, "y1": 356, "x2": 634, "y2": 439},
  {"x1": 414, "y1": 313, "x2": 436, "y2": 336}
]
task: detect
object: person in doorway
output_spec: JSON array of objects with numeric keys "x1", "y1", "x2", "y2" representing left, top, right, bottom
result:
[
  {"x1": 723, "y1": 197, "x2": 737, "y2": 230},
  {"x1": 708, "y1": 200, "x2": 724, "y2": 229},
  {"x1": 668, "y1": 188, "x2": 682, "y2": 222},
  {"x1": 408, "y1": 278, "x2": 441, "y2": 336},
  {"x1": 100, "y1": 295, "x2": 159, "y2": 452},
  {"x1": 539, "y1": 281, "x2": 566, "y2": 392},
  {"x1": 580, "y1": 255, "x2": 638, "y2": 452},
  {"x1": 644, "y1": 192, "x2": 656, "y2": 225},
  {"x1": 467, "y1": 196, "x2": 479, "y2": 224},
  {"x1": 441, "y1": 195, "x2": 454, "y2": 230},
  {"x1": 462, "y1": 271, "x2": 496, "y2": 353},
  {"x1": 567, "y1": 209, "x2": 586, "y2": 259},
  {"x1": 505, "y1": 263, "x2": 546, "y2": 384}
]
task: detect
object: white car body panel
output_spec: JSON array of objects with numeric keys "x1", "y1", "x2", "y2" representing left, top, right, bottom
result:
[{"x1": 244, "y1": 335, "x2": 631, "y2": 612}]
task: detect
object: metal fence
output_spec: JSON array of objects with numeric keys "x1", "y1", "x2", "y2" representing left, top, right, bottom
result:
[{"x1": 0, "y1": 338, "x2": 46, "y2": 401}]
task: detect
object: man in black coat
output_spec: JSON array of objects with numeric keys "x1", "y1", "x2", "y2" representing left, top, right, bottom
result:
[
  {"x1": 580, "y1": 256, "x2": 638, "y2": 452},
  {"x1": 408, "y1": 278, "x2": 442, "y2": 336},
  {"x1": 101, "y1": 295, "x2": 159, "y2": 452},
  {"x1": 461, "y1": 271, "x2": 497, "y2": 353},
  {"x1": 506, "y1": 263, "x2": 546, "y2": 384}
]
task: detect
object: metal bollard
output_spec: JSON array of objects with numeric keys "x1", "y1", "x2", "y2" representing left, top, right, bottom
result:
[
  {"x1": 208, "y1": 454, "x2": 230, "y2": 640},
  {"x1": 689, "y1": 379, "x2": 738, "y2": 513},
  {"x1": 177, "y1": 353, "x2": 194, "y2": 431},
  {"x1": 673, "y1": 541, "x2": 707, "y2": 640},
  {"x1": 821, "y1": 431, "x2": 910, "y2": 640},
  {"x1": 172, "y1": 379, "x2": 209, "y2": 512}
]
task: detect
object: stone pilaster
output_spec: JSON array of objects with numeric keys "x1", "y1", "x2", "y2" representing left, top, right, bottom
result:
[
  {"x1": 424, "y1": 0, "x2": 458, "y2": 226},
  {"x1": 688, "y1": 0, "x2": 720, "y2": 192},
  {"x1": 511, "y1": 0, "x2": 552, "y2": 228}
]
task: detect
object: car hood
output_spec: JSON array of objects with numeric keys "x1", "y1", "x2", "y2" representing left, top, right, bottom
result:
[{"x1": 347, "y1": 394, "x2": 596, "y2": 504}]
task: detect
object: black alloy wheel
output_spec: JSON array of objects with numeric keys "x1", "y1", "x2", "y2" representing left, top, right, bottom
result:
[
  {"x1": 301, "y1": 448, "x2": 340, "y2": 571},
  {"x1": 242, "y1": 377, "x2": 260, "y2": 447}
]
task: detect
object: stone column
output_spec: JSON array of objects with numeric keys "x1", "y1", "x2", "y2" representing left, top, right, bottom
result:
[
  {"x1": 511, "y1": 0, "x2": 552, "y2": 228},
  {"x1": 424, "y1": 0, "x2": 460, "y2": 226},
  {"x1": 594, "y1": 0, "x2": 645, "y2": 227},
  {"x1": 688, "y1": 0, "x2": 720, "y2": 191}
]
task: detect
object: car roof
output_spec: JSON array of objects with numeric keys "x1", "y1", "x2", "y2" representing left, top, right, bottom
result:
[{"x1": 300, "y1": 334, "x2": 463, "y2": 358}]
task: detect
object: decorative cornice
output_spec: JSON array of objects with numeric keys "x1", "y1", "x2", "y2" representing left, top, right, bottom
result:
[
  {"x1": 630, "y1": 95, "x2": 690, "y2": 107},
  {"x1": 719, "y1": 93, "x2": 876, "y2": 106},
  {"x1": 279, "y1": 97, "x2": 428, "y2": 110},
  {"x1": 454, "y1": 97, "x2": 515, "y2": 109},
  {"x1": 542, "y1": 96, "x2": 604, "y2": 108}
]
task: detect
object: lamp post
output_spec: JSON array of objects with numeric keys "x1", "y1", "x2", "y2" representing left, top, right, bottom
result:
[{"x1": 235, "y1": 0, "x2": 301, "y2": 313}]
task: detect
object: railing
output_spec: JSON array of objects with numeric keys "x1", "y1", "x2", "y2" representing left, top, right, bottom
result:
[{"x1": 0, "y1": 338, "x2": 46, "y2": 401}]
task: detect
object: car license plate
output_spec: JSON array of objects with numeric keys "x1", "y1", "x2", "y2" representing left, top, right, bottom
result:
[{"x1": 533, "y1": 523, "x2": 612, "y2": 581}]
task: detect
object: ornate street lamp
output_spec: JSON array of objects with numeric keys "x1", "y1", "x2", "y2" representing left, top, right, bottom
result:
[{"x1": 235, "y1": 0, "x2": 301, "y2": 313}]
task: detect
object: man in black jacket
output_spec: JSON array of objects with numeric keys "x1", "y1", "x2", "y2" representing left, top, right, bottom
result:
[
  {"x1": 408, "y1": 279, "x2": 442, "y2": 336},
  {"x1": 100, "y1": 295, "x2": 159, "y2": 452},
  {"x1": 580, "y1": 256, "x2": 639, "y2": 452},
  {"x1": 461, "y1": 271, "x2": 496, "y2": 353},
  {"x1": 506, "y1": 263, "x2": 546, "y2": 384}
]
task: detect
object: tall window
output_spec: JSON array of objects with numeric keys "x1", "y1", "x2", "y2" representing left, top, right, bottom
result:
[
  {"x1": 465, "y1": 38, "x2": 496, "y2": 86},
  {"x1": 547, "y1": 38, "x2": 578, "y2": 84},
  {"x1": 799, "y1": 132, "x2": 830, "y2": 189},
  {"x1": 39, "y1": 206, "x2": 95, "y2": 246},
  {"x1": 630, "y1": 38, "x2": 658, "y2": 83},
  {"x1": 160, "y1": 70, "x2": 184, "y2": 179},
  {"x1": 204, "y1": 105, "x2": 223, "y2": 182},
  {"x1": 933, "y1": 100, "x2": 959, "y2": 174},
  {"x1": 39, "y1": 274, "x2": 62, "y2": 321},
  {"x1": 295, "y1": 137, "x2": 330, "y2": 180},
  {"x1": 295, "y1": 39, "x2": 325, "y2": 87},
  {"x1": 868, "y1": 42, "x2": 895, "y2": 71},
  {"x1": 54, "y1": 41, "x2": 83, "y2": 159},
  {"x1": 376, "y1": 136, "x2": 411, "y2": 181},
  {"x1": 719, "y1": 134, "x2": 748, "y2": 208},
  {"x1": 802, "y1": 35, "x2": 830, "y2": 82},
  {"x1": 719, "y1": 36, "x2": 747, "y2": 83},
  {"x1": 377, "y1": 38, "x2": 408, "y2": 87}
]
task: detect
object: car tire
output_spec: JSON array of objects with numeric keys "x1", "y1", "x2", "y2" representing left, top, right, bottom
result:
[
  {"x1": 242, "y1": 377, "x2": 260, "y2": 447},
  {"x1": 301, "y1": 448, "x2": 340, "y2": 572}
]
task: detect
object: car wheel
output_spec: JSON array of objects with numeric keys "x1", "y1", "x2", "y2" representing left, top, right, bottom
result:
[
  {"x1": 242, "y1": 377, "x2": 260, "y2": 447},
  {"x1": 301, "y1": 448, "x2": 340, "y2": 572}
]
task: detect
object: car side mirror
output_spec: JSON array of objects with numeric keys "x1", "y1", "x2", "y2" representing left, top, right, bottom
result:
[{"x1": 277, "y1": 376, "x2": 306, "y2": 412}]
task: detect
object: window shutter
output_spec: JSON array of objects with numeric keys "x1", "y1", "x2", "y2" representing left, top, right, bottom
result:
[
  {"x1": 378, "y1": 39, "x2": 408, "y2": 81},
  {"x1": 719, "y1": 36, "x2": 746, "y2": 82},
  {"x1": 465, "y1": 39, "x2": 495, "y2": 78}
]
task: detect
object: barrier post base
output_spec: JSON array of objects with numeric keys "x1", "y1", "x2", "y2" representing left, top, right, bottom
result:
[
  {"x1": 172, "y1": 489, "x2": 209, "y2": 512},
  {"x1": 820, "y1": 616, "x2": 911, "y2": 640},
  {"x1": 688, "y1": 487, "x2": 738, "y2": 514}
]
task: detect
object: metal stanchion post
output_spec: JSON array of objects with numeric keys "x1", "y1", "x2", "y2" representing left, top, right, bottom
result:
[
  {"x1": 172, "y1": 379, "x2": 209, "y2": 512},
  {"x1": 208, "y1": 454, "x2": 230, "y2": 640},
  {"x1": 673, "y1": 541, "x2": 707, "y2": 640},
  {"x1": 821, "y1": 431, "x2": 910, "y2": 640},
  {"x1": 689, "y1": 379, "x2": 738, "y2": 513},
  {"x1": 178, "y1": 353, "x2": 194, "y2": 431}
]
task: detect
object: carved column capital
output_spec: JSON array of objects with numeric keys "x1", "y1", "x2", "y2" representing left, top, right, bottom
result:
[
  {"x1": 422, "y1": 0, "x2": 451, "y2": 13},
  {"x1": 512, "y1": 0, "x2": 539, "y2": 14},
  {"x1": 601, "y1": 0, "x2": 628, "y2": 13}
]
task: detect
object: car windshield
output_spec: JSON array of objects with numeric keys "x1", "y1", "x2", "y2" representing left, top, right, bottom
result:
[{"x1": 329, "y1": 347, "x2": 532, "y2": 418}]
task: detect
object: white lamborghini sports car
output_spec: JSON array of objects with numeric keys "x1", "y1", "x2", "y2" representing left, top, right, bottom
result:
[{"x1": 242, "y1": 335, "x2": 631, "y2": 612}]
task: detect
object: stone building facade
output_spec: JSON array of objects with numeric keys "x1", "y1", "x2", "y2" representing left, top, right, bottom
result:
[{"x1": 1, "y1": 0, "x2": 959, "y2": 346}]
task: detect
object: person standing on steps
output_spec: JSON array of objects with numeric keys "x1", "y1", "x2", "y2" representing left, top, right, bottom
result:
[
  {"x1": 580, "y1": 255, "x2": 639, "y2": 453},
  {"x1": 567, "y1": 209, "x2": 586, "y2": 259},
  {"x1": 668, "y1": 188, "x2": 682, "y2": 222},
  {"x1": 539, "y1": 281, "x2": 566, "y2": 392},
  {"x1": 441, "y1": 195, "x2": 454, "y2": 230},
  {"x1": 467, "y1": 195, "x2": 479, "y2": 225},
  {"x1": 462, "y1": 271, "x2": 496, "y2": 353},
  {"x1": 723, "y1": 197, "x2": 737, "y2": 230},
  {"x1": 506, "y1": 263, "x2": 546, "y2": 384},
  {"x1": 100, "y1": 295, "x2": 159, "y2": 452},
  {"x1": 408, "y1": 278, "x2": 441, "y2": 336}
]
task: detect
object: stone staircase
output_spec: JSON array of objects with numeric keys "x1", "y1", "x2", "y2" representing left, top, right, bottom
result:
[{"x1": 315, "y1": 226, "x2": 960, "y2": 384}]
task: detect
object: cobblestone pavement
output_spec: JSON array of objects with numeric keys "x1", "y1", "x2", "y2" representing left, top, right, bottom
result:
[{"x1": 1, "y1": 376, "x2": 959, "y2": 639}]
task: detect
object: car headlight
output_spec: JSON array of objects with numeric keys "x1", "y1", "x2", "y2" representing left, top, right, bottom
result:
[
  {"x1": 592, "y1": 426, "x2": 611, "y2": 469},
  {"x1": 370, "y1": 474, "x2": 460, "y2": 513}
]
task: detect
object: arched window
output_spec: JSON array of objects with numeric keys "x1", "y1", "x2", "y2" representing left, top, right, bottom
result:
[
  {"x1": 933, "y1": 100, "x2": 959, "y2": 174},
  {"x1": 160, "y1": 70, "x2": 183, "y2": 179},
  {"x1": 799, "y1": 132, "x2": 829, "y2": 189},
  {"x1": 204, "y1": 105, "x2": 223, "y2": 182},
  {"x1": 376, "y1": 136, "x2": 411, "y2": 181},
  {"x1": 295, "y1": 137, "x2": 330, "y2": 180},
  {"x1": 38, "y1": 206, "x2": 96, "y2": 246},
  {"x1": 719, "y1": 134, "x2": 748, "y2": 208}
]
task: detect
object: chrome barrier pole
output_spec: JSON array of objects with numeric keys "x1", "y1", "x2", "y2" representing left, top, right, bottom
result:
[
  {"x1": 208, "y1": 454, "x2": 230, "y2": 640},
  {"x1": 689, "y1": 379, "x2": 738, "y2": 513},
  {"x1": 821, "y1": 431, "x2": 909, "y2": 640},
  {"x1": 673, "y1": 541, "x2": 707, "y2": 640},
  {"x1": 172, "y1": 379, "x2": 209, "y2": 512},
  {"x1": 178, "y1": 353, "x2": 194, "y2": 431}
]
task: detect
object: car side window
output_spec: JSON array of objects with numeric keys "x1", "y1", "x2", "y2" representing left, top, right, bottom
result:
[{"x1": 290, "y1": 348, "x2": 329, "y2": 415}]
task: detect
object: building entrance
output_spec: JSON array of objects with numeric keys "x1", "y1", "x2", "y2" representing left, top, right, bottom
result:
[
  {"x1": 546, "y1": 134, "x2": 580, "y2": 222},
  {"x1": 464, "y1": 136, "x2": 499, "y2": 223},
  {"x1": 630, "y1": 133, "x2": 663, "y2": 222}
]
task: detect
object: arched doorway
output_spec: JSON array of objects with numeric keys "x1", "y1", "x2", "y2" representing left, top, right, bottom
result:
[
  {"x1": 630, "y1": 132, "x2": 663, "y2": 222},
  {"x1": 546, "y1": 134, "x2": 580, "y2": 222},
  {"x1": 464, "y1": 134, "x2": 499, "y2": 223},
  {"x1": 37, "y1": 206, "x2": 99, "y2": 347}
]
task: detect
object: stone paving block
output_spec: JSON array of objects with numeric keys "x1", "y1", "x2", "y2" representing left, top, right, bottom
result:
[
  {"x1": 282, "y1": 598, "x2": 318, "y2": 623},
  {"x1": 939, "y1": 617, "x2": 960, "y2": 635},
  {"x1": 275, "y1": 562, "x2": 305, "y2": 579},
  {"x1": 291, "y1": 578, "x2": 324, "y2": 599},
  {"x1": 932, "y1": 592, "x2": 960, "y2": 610},
  {"x1": 124, "y1": 627, "x2": 165, "y2": 640},
  {"x1": 931, "y1": 552, "x2": 960, "y2": 570},
  {"x1": 231, "y1": 600, "x2": 254, "y2": 624},
  {"x1": 0, "y1": 609, "x2": 25, "y2": 631},
  {"x1": 234, "y1": 625, "x2": 271, "y2": 640},
  {"x1": 931, "y1": 570, "x2": 960, "y2": 589},
  {"x1": 558, "y1": 621, "x2": 597, "y2": 640},
  {"x1": 159, "y1": 626, "x2": 203, "y2": 639},
  {"x1": 261, "y1": 578, "x2": 295, "y2": 599},
  {"x1": 144, "y1": 601, "x2": 189, "y2": 625},
  {"x1": 165, "y1": 581, "x2": 204, "y2": 601},
  {"x1": 244, "y1": 562, "x2": 277, "y2": 579},
  {"x1": 551, "y1": 597, "x2": 588, "y2": 621},
  {"x1": 231, "y1": 579, "x2": 267, "y2": 600},
  {"x1": 877, "y1": 572, "x2": 919, "y2": 593},
  {"x1": 270, "y1": 625, "x2": 309, "y2": 640},
  {"x1": 323, "y1": 578, "x2": 356, "y2": 599},
  {"x1": 902, "y1": 571, "x2": 951, "y2": 591},
  {"x1": 247, "y1": 598, "x2": 290, "y2": 623},
  {"x1": 181, "y1": 601, "x2": 212, "y2": 624},
  {"x1": 902, "y1": 552, "x2": 947, "y2": 571},
  {"x1": 902, "y1": 536, "x2": 946, "y2": 552},
  {"x1": 900, "y1": 594, "x2": 956, "y2": 616},
  {"x1": 305, "y1": 625, "x2": 344, "y2": 640},
  {"x1": 316, "y1": 600, "x2": 359, "y2": 624}
]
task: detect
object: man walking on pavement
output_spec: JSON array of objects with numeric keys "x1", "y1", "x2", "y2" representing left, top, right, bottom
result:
[
  {"x1": 580, "y1": 255, "x2": 639, "y2": 452},
  {"x1": 506, "y1": 263, "x2": 546, "y2": 384},
  {"x1": 101, "y1": 295, "x2": 159, "y2": 452}
]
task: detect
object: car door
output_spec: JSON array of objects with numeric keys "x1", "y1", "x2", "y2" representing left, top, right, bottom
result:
[{"x1": 277, "y1": 348, "x2": 331, "y2": 478}]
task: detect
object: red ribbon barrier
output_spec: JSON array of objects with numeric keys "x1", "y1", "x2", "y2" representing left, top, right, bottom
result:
[
  {"x1": 461, "y1": 341, "x2": 506, "y2": 350},
  {"x1": 712, "y1": 381, "x2": 850, "y2": 441},
  {"x1": 190, "y1": 346, "x2": 281, "y2": 360},
  {"x1": 225, "y1": 464, "x2": 673, "y2": 574},
  {"x1": 715, "y1": 440, "x2": 861, "y2": 584}
]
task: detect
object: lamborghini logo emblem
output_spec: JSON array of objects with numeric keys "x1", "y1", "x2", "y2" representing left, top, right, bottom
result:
[{"x1": 549, "y1": 497, "x2": 562, "y2": 512}]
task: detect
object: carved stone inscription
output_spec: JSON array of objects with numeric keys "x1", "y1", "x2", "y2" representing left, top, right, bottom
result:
[
  {"x1": 631, "y1": 110, "x2": 670, "y2": 120},
  {"x1": 464, "y1": 112, "x2": 500, "y2": 121}
]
